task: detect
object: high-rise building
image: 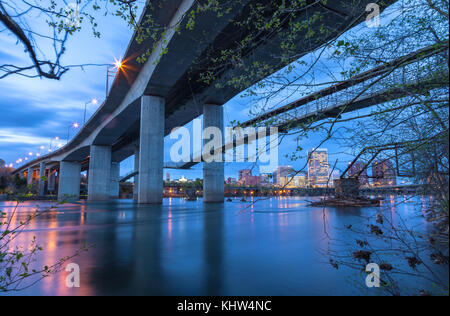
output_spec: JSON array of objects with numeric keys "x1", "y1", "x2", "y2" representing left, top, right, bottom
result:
[
  {"x1": 273, "y1": 166, "x2": 294, "y2": 186},
  {"x1": 348, "y1": 161, "x2": 369, "y2": 187},
  {"x1": 372, "y1": 160, "x2": 397, "y2": 187},
  {"x1": 308, "y1": 148, "x2": 330, "y2": 187},
  {"x1": 260, "y1": 174, "x2": 272, "y2": 187},
  {"x1": 166, "y1": 172, "x2": 171, "y2": 182},
  {"x1": 280, "y1": 171, "x2": 308, "y2": 188},
  {"x1": 238, "y1": 169, "x2": 260, "y2": 186}
]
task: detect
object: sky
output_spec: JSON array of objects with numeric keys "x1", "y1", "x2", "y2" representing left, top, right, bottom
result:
[{"x1": 0, "y1": 1, "x2": 400, "y2": 181}]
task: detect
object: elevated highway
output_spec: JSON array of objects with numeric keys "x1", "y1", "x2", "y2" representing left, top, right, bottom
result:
[{"x1": 13, "y1": 0, "x2": 397, "y2": 203}]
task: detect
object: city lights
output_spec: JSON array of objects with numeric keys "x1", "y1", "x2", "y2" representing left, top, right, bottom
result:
[
  {"x1": 84, "y1": 98, "x2": 100, "y2": 125},
  {"x1": 114, "y1": 58, "x2": 123, "y2": 70},
  {"x1": 0, "y1": 0, "x2": 446, "y2": 298}
]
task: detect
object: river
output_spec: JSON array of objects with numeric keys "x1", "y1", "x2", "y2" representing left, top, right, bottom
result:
[{"x1": 0, "y1": 196, "x2": 446, "y2": 296}]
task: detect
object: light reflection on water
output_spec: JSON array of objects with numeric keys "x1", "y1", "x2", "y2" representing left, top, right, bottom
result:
[{"x1": 0, "y1": 196, "x2": 442, "y2": 296}]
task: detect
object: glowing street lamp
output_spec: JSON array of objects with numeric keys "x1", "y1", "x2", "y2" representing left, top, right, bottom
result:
[
  {"x1": 114, "y1": 58, "x2": 123, "y2": 70},
  {"x1": 49, "y1": 136, "x2": 60, "y2": 151},
  {"x1": 83, "y1": 98, "x2": 100, "y2": 125},
  {"x1": 67, "y1": 122, "x2": 80, "y2": 144},
  {"x1": 106, "y1": 58, "x2": 123, "y2": 98}
]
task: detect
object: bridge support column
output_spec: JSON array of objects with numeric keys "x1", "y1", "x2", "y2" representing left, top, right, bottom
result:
[
  {"x1": 27, "y1": 167, "x2": 33, "y2": 185},
  {"x1": 203, "y1": 104, "x2": 224, "y2": 203},
  {"x1": 88, "y1": 145, "x2": 112, "y2": 201},
  {"x1": 138, "y1": 95, "x2": 164, "y2": 204},
  {"x1": 38, "y1": 162, "x2": 46, "y2": 196},
  {"x1": 48, "y1": 169, "x2": 56, "y2": 193},
  {"x1": 58, "y1": 162, "x2": 81, "y2": 201},
  {"x1": 109, "y1": 162, "x2": 120, "y2": 199},
  {"x1": 133, "y1": 146, "x2": 139, "y2": 202}
]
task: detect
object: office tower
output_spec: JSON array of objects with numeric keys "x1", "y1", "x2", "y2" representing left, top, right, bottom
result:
[
  {"x1": 273, "y1": 166, "x2": 294, "y2": 186},
  {"x1": 307, "y1": 148, "x2": 330, "y2": 187}
]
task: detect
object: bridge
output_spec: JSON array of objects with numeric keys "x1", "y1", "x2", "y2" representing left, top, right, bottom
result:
[
  {"x1": 13, "y1": 0, "x2": 423, "y2": 204},
  {"x1": 168, "y1": 41, "x2": 448, "y2": 170}
]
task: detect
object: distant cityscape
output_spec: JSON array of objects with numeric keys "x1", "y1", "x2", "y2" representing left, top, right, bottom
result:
[{"x1": 165, "y1": 148, "x2": 398, "y2": 188}]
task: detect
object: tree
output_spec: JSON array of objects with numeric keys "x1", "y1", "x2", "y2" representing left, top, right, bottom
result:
[
  {"x1": 0, "y1": 202, "x2": 90, "y2": 292},
  {"x1": 128, "y1": 0, "x2": 448, "y2": 294},
  {"x1": 0, "y1": 0, "x2": 139, "y2": 80}
]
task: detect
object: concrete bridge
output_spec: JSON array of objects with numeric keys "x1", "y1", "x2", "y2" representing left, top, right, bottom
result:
[{"x1": 13, "y1": 0, "x2": 399, "y2": 203}]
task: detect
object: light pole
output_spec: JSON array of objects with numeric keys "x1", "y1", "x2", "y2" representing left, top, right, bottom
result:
[
  {"x1": 106, "y1": 59, "x2": 122, "y2": 98},
  {"x1": 83, "y1": 98, "x2": 99, "y2": 125},
  {"x1": 49, "y1": 136, "x2": 59, "y2": 151},
  {"x1": 67, "y1": 123, "x2": 79, "y2": 144}
]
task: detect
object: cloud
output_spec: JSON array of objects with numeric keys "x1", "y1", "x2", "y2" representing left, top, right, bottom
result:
[{"x1": 0, "y1": 7, "x2": 134, "y2": 165}]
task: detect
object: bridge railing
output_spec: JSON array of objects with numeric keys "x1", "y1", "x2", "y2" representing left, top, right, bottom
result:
[{"x1": 264, "y1": 53, "x2": 447, "y2": 127}]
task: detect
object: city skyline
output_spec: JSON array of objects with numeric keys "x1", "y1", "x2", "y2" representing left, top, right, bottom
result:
[{"x1": 162, "y1": 149, "x2": 399, "y2": 189}]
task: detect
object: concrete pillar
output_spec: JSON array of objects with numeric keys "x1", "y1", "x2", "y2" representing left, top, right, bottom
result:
[
  {"x1": 203, "y1": 104, "x2": 224, "y2": 203},
  {"x1": 58, "y1": 162, "x2": 81, "y2": 201},
  {"x1": 38, "y1": 162, "x2": 46, "y2": 196},
  {"x1": 88, "y1": 145, "x2": 112, "y2": 201},
  {"x1": 138, "y1": 95, "x2": 164, "y2": 204},
  {"x1": 48, "y1": 170, "x2": 56, "y2": 192},
  {"x1": 133, "y1": 146, "x2": 140, "y2": 202},
  {"x1": 27, "y1": 167, "x2": 33, "y2": 185},
  {"x1": 109, "y1": 162, "x2": 120, "y2": 199}
]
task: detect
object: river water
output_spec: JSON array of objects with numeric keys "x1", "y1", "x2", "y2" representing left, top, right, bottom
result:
[{"x1": 0, "y1": 196, "x2": 446, "y2": 296}]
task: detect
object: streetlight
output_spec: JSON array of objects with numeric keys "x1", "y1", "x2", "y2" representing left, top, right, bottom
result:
[
  {"x1": 49, "y1": 136, "x2": 60, "y2": 151},
  {"x1": 83, "y1": 98, "x2": 99, "y2": 125},
  {"x1": 106, "y1": 58, "x2": 123, "y2": 98},
  {"x1": 67, "y1": 122, "x2": 79, "y2": 144}
]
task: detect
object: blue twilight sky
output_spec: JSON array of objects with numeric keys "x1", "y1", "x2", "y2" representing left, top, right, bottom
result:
[{"x1": 0, "y1": 1, "x2": 399, "y2": 180}]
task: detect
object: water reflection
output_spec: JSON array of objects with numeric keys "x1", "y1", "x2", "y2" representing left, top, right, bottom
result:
[
  {"x1": 0, "y1": 196, "x2": 442, "y2": 296},
  {"x1": 203, "y1": 203, "x2": 224, "y2": 295}
]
